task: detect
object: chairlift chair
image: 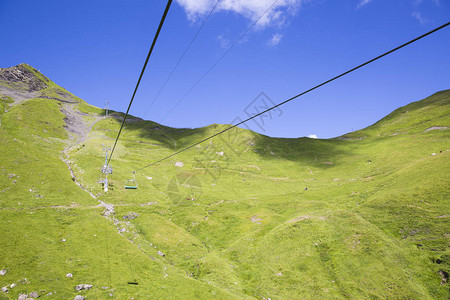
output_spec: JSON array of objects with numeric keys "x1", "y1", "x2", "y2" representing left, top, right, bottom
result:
[{"x1": 125, "y1": 171, "x2": 138, "y2": 189}]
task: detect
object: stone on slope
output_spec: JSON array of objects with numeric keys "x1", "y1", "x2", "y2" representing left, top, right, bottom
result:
[
  {"x1": 76, "y1": 284, "x2": 93, "y2": 291},
  {"x1": 123, "y1": 212, "x2": 139, "y2": 220},
  {"x1": 18, "y1": 294, "x2": 28, "y2": 300},
  {"x1": 29, "y1": 291, "x2": 39, "y2": 298}
]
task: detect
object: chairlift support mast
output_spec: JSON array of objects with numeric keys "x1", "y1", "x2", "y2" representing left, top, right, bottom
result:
[
  {"x1": 105, "y1": 100, "x2": 109, "y2": 118},
  {"x1": 101, "y1": 148, "x2": 112, "y2": 192}
]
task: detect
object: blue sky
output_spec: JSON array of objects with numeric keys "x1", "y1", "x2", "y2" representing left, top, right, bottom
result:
[{"x1": 0, "y1": 0, "x2": 449, "y2": 138}]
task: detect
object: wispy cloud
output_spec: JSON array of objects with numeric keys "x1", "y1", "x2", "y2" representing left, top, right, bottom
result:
[
  {"x1": 266, "y1": 33, "x2": 283, "y2": 47},
  {"x1": 414, "y1": 0, "x2": 440, "y2": 6},
  {"x1": 217, "y1": 34, "x2": 231, "y2": 48},
  {"x1": 176, "y1": 0, "x2": 305, "y2": 28},
  {"x1": 433, "y1": 0, "x2": 441, "y2": 6},
  {"x1": 412, "y1": 11, "x2": 427, "y2": 23},
  {"x1": 357, "y1": 0, "x2": 372, "y2": 9}
]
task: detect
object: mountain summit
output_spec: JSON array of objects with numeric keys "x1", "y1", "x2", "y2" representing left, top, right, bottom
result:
[{"x1": 0, "y1": 63, "x2": 82, "y2": 104}]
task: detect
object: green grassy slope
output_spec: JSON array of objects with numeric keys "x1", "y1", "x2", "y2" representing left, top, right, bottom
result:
[
  {"x1": 0, "y1": 65, "x2": 448, "y2": 299},
  {"x1": 0, "y1": 66, "x2": 242, "y2": 299}
]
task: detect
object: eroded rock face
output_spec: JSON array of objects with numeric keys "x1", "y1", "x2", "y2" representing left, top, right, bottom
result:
[{"x1": 0, "y1": 64, "x2": 49, "y2": 92}]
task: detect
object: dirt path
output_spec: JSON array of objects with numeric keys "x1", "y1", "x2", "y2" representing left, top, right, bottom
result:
[
  {"x1": 60, "y1": 103, "x2": 102, "y2": 199},
  {"x1": 57, "y1": 105, "x2": 135, "y2": 238},
  {"x1": 56, "y1": 104, "x2": 166, "y2": 263}
]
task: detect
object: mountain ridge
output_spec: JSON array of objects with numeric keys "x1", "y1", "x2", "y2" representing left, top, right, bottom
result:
[{"x1": 1, "y1": 63, "x2": 448, "y2": 141}]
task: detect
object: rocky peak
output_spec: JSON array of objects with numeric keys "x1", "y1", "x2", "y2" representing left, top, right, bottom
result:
[{"x1": 0, "y1": 64, "x2": 49, "y2": 92}]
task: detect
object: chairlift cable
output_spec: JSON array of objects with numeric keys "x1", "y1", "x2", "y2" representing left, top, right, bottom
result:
[
  {"x1": 158, "y1": 0, "x2": 281, "y2": 123},
  {"x1": 103, "y1": 216, "x2": 113, "y2": 287},
  {"x1": 141, "y1": 0, "x2": 222, "y2": 120},
  {"x1": 107, "y1": 0, "x2": 173, "y2": 166},
  {"x1": 134, "y1": 21, "x2": 450, "y2": 173}
]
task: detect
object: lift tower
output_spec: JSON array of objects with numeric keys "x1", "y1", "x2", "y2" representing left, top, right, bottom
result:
[{"x1": 101, "y1": 148, "x2": 112, "y2": 192}]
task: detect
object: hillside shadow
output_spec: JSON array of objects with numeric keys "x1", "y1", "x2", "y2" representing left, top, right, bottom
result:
[
  {"x1": 110, "y1": 115, "x2": 210, "y2": 150},
  {"x1": 105, "y1": 114, "x2": 355, "y2": 169},
  {"x1": 241, "y1": 133, "x2": 355, "y2": 169}
]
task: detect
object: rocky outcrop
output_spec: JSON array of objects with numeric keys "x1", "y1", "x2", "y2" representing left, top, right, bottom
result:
[
  {"x1": 0, "y1": 64, "x2": 49, "y2": 92},
  {"x1": 0, "y1": 64, "x2": 80, "y2": 104}
]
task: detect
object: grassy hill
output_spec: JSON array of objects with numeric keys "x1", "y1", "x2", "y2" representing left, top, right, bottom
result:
[{"x1": 0, "y1": 64, "x2": 448, "y2": 299}]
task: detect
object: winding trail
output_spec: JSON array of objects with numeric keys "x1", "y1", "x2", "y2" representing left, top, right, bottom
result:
[
  {"x1": 60, "y1": 103, "x2": 101, "y2": 199},
  {"x1": 59, "y1": 104, "x2": 146, "y2": 242}
]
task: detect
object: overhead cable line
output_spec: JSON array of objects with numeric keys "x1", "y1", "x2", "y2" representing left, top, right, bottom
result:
[
  {"x1": 141, "y1": 0, "x2": 222, "y2": 120},
  {"x1": 107, "y1": 0, "x2": 173, "y2": 166},
  {"x1": 158, "y1": 0, "x2": 281, "y2": 123},
  {"x1": 134, "y1": 21, "x2": 450, "y2": 173}
]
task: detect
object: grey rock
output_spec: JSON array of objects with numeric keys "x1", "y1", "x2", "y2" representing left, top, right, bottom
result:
[
  {"x1": 76, "y1": 284, "x2": 93, "y2": 291},
  {"x1": 10, "y1": 283, "x2": 16, "y2": 288},
  {"x1": 66, "y1": 273, "x2": 73, "y2": 278},
  {"x1": 1, "y1": 286, "x2": 8, "y2": 293},
  {"x1": 123, "y1": 212, "x2": 139, "y2": 220},
  {"x1": 157, "y1": 251, "x2": 165, "y2": 257},
  {"x1": 425, "y1": 126, "x2": 449, "y2": 131},
  {"x1": 19, "y1": 278, "x2": 29, "y2": 284},
  {"x1": 0, "y1": 269, "x2": 6, "y2": 275},
  {"x1": 29, "y1": 291, "x2": 39, "y2": 298},
  {"x1": 18, "y1": 294, "x2": 28, "y2": 300},
  {"x1": 74, "y1": 296, "x2": 85, "y2": 300}
]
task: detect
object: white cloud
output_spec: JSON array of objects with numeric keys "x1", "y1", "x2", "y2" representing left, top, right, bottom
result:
[
  {"x1": 307, "y1": 134, "x2": 318, "y2": 139},
  {"x1": 412, "y1": 12, "x2": 427, "y2": 23},
  {"x1": 357, "y1": 0, "x2": 372, "y2": 9},
  {"x1": 176, "y1": 0, "x2": 216, "y2": 21},
  {"x1": 217, "y1": 34, "x2": 231, "y2": 48},
  {"x1": 266, "y1": 33, "x2": 283, "y2": 47},
  {"x1": 176, "y1": 0, "x2": 304, "y2": 28},
  {"x1": 414, "y1": 0, "x2": 440, "y2": 6}
]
